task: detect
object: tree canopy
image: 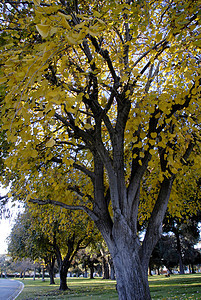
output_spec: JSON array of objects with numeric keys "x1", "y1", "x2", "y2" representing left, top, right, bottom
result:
[{"x1": 0, "y1": 1, "x2": 201, "y2": 299}]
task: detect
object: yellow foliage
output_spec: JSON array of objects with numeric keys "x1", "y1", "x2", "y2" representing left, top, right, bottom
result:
[{"x1": 1, "y1": 0, "x2": 200, "y2": 227}]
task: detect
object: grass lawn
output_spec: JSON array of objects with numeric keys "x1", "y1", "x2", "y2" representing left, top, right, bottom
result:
[{"x1": 15, "y1": 273, "x2": 201, "y2": 299}]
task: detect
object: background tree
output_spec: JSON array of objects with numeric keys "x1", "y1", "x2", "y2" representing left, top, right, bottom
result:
[
  {"x1": 78, "y1": 248, "x2": 100, "y2": 279},
  {"x1": 0, "y1": 254, "x2": 10, "y2": 277},
  {"x1": 8, "y1": 204, "x2": 96, "y2": 290},
  {"x1": 163, "y1": 212, "x2": 201, "y2": 274},
  {"x1": 7, "y1": 208, "x2": 57, "y2": 283},
  {"x1": 1, "y1": 1, "x2": 201, "y2": 299}
]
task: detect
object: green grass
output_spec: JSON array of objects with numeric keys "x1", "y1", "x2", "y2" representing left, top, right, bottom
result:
[
  {"x1": 15, "y1": 273, "x2": 201, "y2": 299},
  {"x1": 149, "y1": 274, "x2": 201, "y2": 300}
]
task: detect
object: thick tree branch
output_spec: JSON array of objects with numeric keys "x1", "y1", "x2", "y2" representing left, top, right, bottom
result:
[
  {"x1": 29, "y1": 198, "x2": 99, "y2": 222},
  {"x1": 140, "y1": 176, "x2": 175, "y2": 268},
  {"x1": 54, "y1": 112, "x2": 94, "y2": 147},
  {"x1": 73, "y1": 163, "x2": 95, "y2": 183},
  {"x1": 68, "y1": 184, "x2": 93, "y2": 202},
  {"x1": 140, "y1": 140, "x2": 194, "y2": 266}
]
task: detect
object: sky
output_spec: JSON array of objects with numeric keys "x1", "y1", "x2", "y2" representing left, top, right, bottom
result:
[
  {"x1": 0, "y1": 217, "x2": 14, "y2": 254},
  {"x1": 0, "y1": 186, "x2": 21, "y2": 255}
]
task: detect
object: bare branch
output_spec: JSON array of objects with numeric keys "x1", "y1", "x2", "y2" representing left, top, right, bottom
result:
[
  {"x1": 73, "y1": 163, "x2": 95, "y2": 183},
  {"x1": 89, "y1": 36, "x2": 120, "y2": 84},
  {"x1": 131, "y1": 39, "x2": 167, "y2": 69},
  {"x1": 29, "y1": 198, "x2": 99, "y2": 222}
]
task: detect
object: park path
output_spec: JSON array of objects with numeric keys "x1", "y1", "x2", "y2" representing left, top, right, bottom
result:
[{"x1": 0, "y1": 279, "x2": 24, "y2": 300}]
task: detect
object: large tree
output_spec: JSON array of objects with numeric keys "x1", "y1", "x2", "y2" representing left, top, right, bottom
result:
[{"x1": 1, "y1": 1, "x2": 201, "y2": 299}]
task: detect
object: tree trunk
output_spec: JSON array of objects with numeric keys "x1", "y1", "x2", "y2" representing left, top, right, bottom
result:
[
  {"x1": 108, "y1": 257, "x2": 115, "y2": 280},
  {"x1": 59, "y1": 266, "x2": 69, "y2": 291},
  {"x1": 100, "y1": 222, "x2": 151, "y2": 300},
  {"x1": 49, "y1": 268, "x2": 55, "y2": 285},
  {"x1": 191, "y1": 264, "x2": 195, "y2": 274},
  {"x1": 90, "y1": 265, "x2": 94, "y2": 279},
  {"x1": 46, "y1": 256, "x2": 56, "y2": 285},
  {"x1": 84, "y1": 269, "x2": 88, "y2": 278},
  {"x1": 33, "y1": 266, "x2": 36, "y2": 280},
  {"x1": 102, "y1": 256, "x2": 109, "y2": 279},
  {"x1": 42, "y1": 266, "x2": 45, "y2": 281},
  {"x1": 149, "y1": 266, "x2": 153, "y2": 276},
  {"x1": 112, "y1": 249, "x2": 151, "y2": 300},
  {"x1": 175, "y1": 233, "x2": 184, "y2": 274}
]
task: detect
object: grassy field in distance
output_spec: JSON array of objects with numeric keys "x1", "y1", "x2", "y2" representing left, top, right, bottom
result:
[{"x1": 14, "y1": 273, "x2": 201, "y2": 299}]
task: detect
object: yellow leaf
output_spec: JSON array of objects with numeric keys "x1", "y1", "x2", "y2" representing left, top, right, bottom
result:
[
  {"x1": 61, "y1": 16, "x2": 71, "y2": 30},
  {"x1": 151, "y1": 132, "x2": 157, "y2": 139},
  {"x1": 46, "y1": 138, "x2": 55, "y2": 147},
  {"x1": 26, "y1": 194, "x2": 31, "y2": 201},
  {"x1": 93, "y1": 11, "x2": 102, "y2": 18},
  {"x1": 96, "y1": 18, "x2": 105, "y2": 25},
  {"x1": 66, "y1": 35, "x2": 77, "y2": 44},
  {"x1": 138, "y1": 160, "x2": 142, "y2": 166},
  {"x1": 149, "y1": 149, "x2": 155, "y2": 155},
  {"x1": 33, "y1": 0, "x2": 40, "y2": 5},
  {"x1": 7, "y1": 193, "x2": 12, "y2": 198},
  {"x1": 31, "y1": 150, "x2": 38, "y2": 158},
  {"x1": 58, "y1": 12, "x2": 72, "y2": 20},
  {"x1": 36, "y1": 24, "x2": 50, "y2": 38},
  {"x1": 88, "y1": 29, "x2": 99, "y2": 37},
  {"x1": 85, "y1": 123, "x2": 92, "y2": 130},
  {"x1": 149, "y1": 139, "x2": 155, "y2": 146},
  {"x1": 0, "y1": 77, "x2": 7, "y2": 84}
]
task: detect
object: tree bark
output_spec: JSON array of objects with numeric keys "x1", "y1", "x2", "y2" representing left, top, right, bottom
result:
[
  {"x1": 33, "y1": 266, "x2": 36, "y2": 280},
  {"x1": 112, "y1": 246, "x2": 151, "y2": 300},
  {"x1": 175, "y1": 232, "x2": 185, "y2": 274},
  {"x1": 90, "y1": 265, "x2": 94, "y2": 279},
  {"x1": 191, "y1": 264, "x2": 195, "y2": 274},
  {"x1": 108, "y1": 257, "x2": 115, "y2": 280},
  {"x1": 59, "y1": 265, "x2": 69, "y2": 291},
  {"x1": 97, "y1": 217, "x2": 152, "y2": 300},
  {"x1": 46, "y1": 256, "x2": 56, "y2": 285},
  {"x1": 49, "y1": 271, "x2": 55, "y2": 285},
  {"x1": 42, "y1": 265, "x2": 45, "y2": 281},
  {"x1": 55, "y1": 247, "x2": 70, "y2": 290},
  {"x1": 101, "y1": 256, "x2": 109, "y2": 279}
]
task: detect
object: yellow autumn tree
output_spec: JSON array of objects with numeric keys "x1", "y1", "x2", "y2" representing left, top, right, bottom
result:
[{"x1": 0, "y1": 1, "x2": 201, "y2": 299}]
